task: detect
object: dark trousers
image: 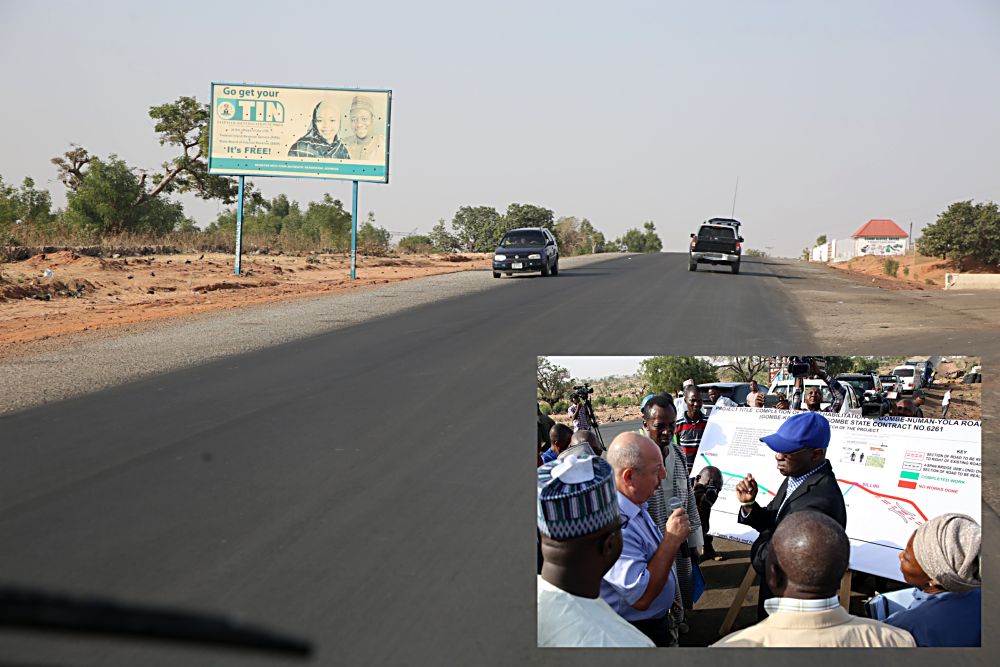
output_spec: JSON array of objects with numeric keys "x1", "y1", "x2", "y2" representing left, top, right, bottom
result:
[{"x1": 628, "y1": 613, "x2": 673, "y2": 647}]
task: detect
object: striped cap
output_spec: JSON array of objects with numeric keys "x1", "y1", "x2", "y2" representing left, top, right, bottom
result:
[{"x1": 537, "y1": 455, "x2": 619, "y2": 540}]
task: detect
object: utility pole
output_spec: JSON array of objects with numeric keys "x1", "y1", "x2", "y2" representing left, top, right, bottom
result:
[{"x1": 730, "y1": 176, "x2": 740, "y2": 218}]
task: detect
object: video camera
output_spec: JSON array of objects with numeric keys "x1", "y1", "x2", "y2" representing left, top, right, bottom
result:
[
  {"x1": 572, "y1": 384, "x2": 594, "y2": 399},
  {"x1": 787, "y1": 356, "x2": 827, "y2": 378}
]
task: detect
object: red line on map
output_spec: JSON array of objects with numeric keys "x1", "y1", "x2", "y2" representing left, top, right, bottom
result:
[{"x1": 836, "y1": 479, "x2": 928, "y2": 521}]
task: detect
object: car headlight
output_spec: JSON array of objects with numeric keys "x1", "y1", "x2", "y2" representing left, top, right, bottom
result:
[
  {"x1": 528, "y1": 253, "x2": 542, "y2": 260},
  {"x1": 494, "y1": 254, "x2": 506, "y2": 261}
]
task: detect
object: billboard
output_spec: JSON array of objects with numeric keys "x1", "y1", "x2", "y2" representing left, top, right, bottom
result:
[
  {"x1": 208, "y1": 83, "x2": 391, "y2": 183},
  {"x1": 697, "y1": 406, "x2": 980, "y2": 582}
]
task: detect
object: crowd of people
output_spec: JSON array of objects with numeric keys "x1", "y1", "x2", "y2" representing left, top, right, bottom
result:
[{"x1": 536, "y1": 378, "x2": 981, "y2": 648}]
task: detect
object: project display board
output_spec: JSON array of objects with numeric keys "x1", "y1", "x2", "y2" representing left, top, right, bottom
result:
[
  {"x1": 208, "y1": 83, "x2": 391, "y2": 183},
  {"x1": 699, "y1": 407, "x2": 981, "y2": 582}
]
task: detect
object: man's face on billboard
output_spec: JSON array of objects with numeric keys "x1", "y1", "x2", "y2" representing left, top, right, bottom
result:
[
  {"x1": 351, "y1": 110, "x2": 373, "y2": 139},
  {"x1": 316, "y1": 103, "x2": 341, "y2": 143}
]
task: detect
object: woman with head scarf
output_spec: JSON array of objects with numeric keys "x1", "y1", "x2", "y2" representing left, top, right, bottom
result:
[
  {"x1": 884, "y1": 513, "x2": 981, "y2": 646},
  {"x1": 287, "y1": 99, "x2": 350, "y2": 159}
]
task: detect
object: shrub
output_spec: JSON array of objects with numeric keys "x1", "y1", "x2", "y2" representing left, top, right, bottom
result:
[
  {"x1": 925, "y1": 278, "x2": 935, "y2": 285},
  {"x1": 903, "y1": 266, "x2": 909, "y2": 276},
  {"x1": 538, "y1": 403, "x2": 551, "y2": 415},
  {"x1": 398, "y1": 234, "x2": 433, "y2": 254},
  {"x1": 883, "y1": 258, "x2": 899, "y2": 277},
  {"x1": 596, "y1": 395, "x2": 607, "y2": 406},
  {"x1": 553, "y1": 401, "x2": 568, "y2": 413}
]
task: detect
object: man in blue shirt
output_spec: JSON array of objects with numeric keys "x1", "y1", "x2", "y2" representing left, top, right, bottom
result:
[
  {"x1": 541, "y1": 424, "x2": 572, "y2": 464},
  {"x1": 601, "y1": 432, "x2": 691, "y2": 646}
]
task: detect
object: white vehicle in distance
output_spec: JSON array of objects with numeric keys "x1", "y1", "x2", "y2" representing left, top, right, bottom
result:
[
  {"x1": 891, "y1": 365, "x2": 921, "y2": 395},
  {"x1": 766, "y1": 378, "x2": 863, "y2": 416}
]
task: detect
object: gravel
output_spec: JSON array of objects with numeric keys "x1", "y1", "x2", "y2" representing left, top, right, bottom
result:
[{"x1": 0, "y1": 254, "x2": 623, "y2": 414}]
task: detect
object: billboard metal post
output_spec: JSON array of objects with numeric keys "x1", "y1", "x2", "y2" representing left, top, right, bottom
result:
[
  {"x1": 350, "y1": 180, "x2": 358, "y2": 280},
  {"x1": 234, "y1": 176, "x2": 245, "y2": 276}
]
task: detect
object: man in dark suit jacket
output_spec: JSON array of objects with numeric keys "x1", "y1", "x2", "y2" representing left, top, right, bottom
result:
[{"x1": 735, "y1": 411, "x2": 847, "y2": 620}]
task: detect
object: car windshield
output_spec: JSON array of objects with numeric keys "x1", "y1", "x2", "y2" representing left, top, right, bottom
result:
[
  {"x1": 500, "y1": 232, "x2": 545, "y2": 247},
  {"x1": 895, "y1": 368, "x2": 914, "y2": 377},
  {"x1": 698, "y1": 226, "x2": 735, "y2": 239},
  {"x1": 770, "y1": 382, "x2": 834, "y2": 404},
  {"x1": 841, "y1": 377, "x2": 875, "y2": 392}
]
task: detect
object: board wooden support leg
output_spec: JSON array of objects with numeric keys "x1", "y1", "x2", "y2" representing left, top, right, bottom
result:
[
  {"x1": 719, "y1": 564, "x2": 757, "y2": 637},
  {"x1": 838, "y1": 569, "x2": 853, "y2": 610}
]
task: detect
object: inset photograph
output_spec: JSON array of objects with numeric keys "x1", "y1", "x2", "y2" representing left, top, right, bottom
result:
[{"x1": 536, "y1": 355, "x2": 981, "y2": 648}]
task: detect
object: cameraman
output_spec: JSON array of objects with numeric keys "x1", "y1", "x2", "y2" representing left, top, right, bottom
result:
[
  {"x1": 568, "y1": 392, "x2": 596, "y2": 432},
  {"x1": 791, "y1": 359, "x2": 845, "y2": 414}
]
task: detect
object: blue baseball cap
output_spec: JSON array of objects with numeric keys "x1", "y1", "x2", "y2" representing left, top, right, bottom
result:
[
  {"x1": 760, "y1": 411, "x2": 831, "y2": 453},
  {"x1": 639, "y1": 394, "x2": 657, "y2": 412}
]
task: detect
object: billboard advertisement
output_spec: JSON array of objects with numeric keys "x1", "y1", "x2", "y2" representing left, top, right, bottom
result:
[{"x1": 208, "y1": 83, "x2": 391, "y2": 183}]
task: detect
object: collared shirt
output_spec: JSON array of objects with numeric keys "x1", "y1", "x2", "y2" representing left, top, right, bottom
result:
[
  {"x1": 764, "y1": 594, "x2": 840, "y2": 616},
  {"x1": 538, "y1": 576, "x2": 655, "y2": 647},
  {"x1": 885, "y1": 588, "x2": 981, "y2": 647},
  {"x1": 600, "y1": 491, "x2": 677, "y2": 622},
  {"x1": 778, "y1": 460, "x2": 828, "y2": 513},
  {"x1": 540, "y1": 448, "x2": 558, "y2": 464}
]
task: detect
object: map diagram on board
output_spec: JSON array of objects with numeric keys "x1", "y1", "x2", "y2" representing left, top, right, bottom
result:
[{"x1": 697, "y1": 407, "x2": 981, "y2": 581}]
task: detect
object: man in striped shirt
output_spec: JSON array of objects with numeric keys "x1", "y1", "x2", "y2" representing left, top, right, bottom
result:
[{"x1": 675, "y1": 385, "x2": 707, "y2": 474}]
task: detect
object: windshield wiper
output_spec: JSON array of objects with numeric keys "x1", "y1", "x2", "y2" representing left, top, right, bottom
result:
[{"x1": 0, "y1": 585, "x2": 312, "y2": 658}]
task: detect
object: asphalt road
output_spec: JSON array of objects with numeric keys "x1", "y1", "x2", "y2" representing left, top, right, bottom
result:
[{"x1": 0, "y1": 253, "x2": 992, "y2": 665}]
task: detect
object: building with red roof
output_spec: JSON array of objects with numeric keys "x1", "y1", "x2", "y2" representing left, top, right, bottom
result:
[{"x1": 851, "y1": 218, "x2": 908, "y2": 257}]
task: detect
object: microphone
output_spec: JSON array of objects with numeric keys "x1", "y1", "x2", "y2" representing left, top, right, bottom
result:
[{"x1": 668, "y1": 496, "x2": 690, "y2": 557}]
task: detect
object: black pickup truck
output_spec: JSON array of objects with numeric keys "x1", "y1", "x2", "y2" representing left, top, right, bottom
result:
[{"x1": 689, "y1": 218, "x2": 743, "y2": 274}]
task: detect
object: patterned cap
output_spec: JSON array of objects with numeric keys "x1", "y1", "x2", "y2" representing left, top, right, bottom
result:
[
  {"x1": 350, "y1": 95, "x2": 375, "y2": 116},
  {"x1": 537, "y1": 455, "x2": 619, "y2": 540}
]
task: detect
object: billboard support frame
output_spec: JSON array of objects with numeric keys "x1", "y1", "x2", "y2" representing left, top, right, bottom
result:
[
  {"x1": 351, "y1": 181, "x2": 359, "y2": 280},
  {"x1": 234, "y1": 176, "x2": 245, "y2": 276}
]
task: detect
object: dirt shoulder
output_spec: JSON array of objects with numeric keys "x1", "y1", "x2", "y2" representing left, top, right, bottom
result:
[
  {"x1": 0, "y1": 250, "x2": 490, "y2": 360},
  {"x1": 825, "y1": 253, "x2": 999, "y2": 291}
]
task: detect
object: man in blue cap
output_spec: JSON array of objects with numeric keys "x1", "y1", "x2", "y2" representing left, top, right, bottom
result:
[{"x1": 734, "y1": 411, "x2": 847, "y2": 621}]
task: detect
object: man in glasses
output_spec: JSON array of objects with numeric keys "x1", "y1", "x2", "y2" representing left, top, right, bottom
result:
[
  {"x1": 601, "y1": 432, "x2": 691, "y2": 646},
  {"x1": 537, "y1": 454, "x2": 654, "y2": 647},
  {"x1": 734, "y1": 411, "x2": 847, "y2": 621}
]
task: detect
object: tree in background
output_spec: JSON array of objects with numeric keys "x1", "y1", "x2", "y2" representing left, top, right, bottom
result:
[
  {"x1": 615, "y1": 221, "x2": 662, "y2": 253},
  {"x1": 504, "y1": 203, "x2": 555, "y2": 233},
  {"x1": 537, "y1": 357, "x2": 574, "y2": 409},
  {"x1": 358, "y1": 212, "x2": 391, "y2": 256},
  {"x1": 450, "y1": 205, "x2": 503, "y2": 252},
  {"x1": 715, "y1": 356, "x2": 770, "y2": 382},
  {"x1": 917, "y1": 200, "x2": 1000, "y2": 269},
  {"x1": 0, "y1": 176, "x2": 56, "y2": 237},
  {"x1": 64, "y1": 156, "x2": 186, "y2": 235},
  {"x1": 816, "y1": 234, "x2": 827, "y2": 246},
  {"x1": 744, "y1": 248, "x2": 768, "y2": 257},
  {"x1": 398, "y1": 234, "x2": 433, "y2": 254},
  {"x1": 555, "y1": 216, "x2": 607, "y2": 255},
  {"x1": 640, "y1": 356, "x2": 717, "y2": 395},
  {"x1": 429, "y1": 218, "x2": 460, "y2": 252},
  {"x1": 208, "y1": 193, "x2": 303, "y2": 239}
]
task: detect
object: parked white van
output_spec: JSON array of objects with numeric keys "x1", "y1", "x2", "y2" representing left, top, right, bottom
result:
[{"x1": 892, "y1": 365, "x2": 921, "y2": 394}]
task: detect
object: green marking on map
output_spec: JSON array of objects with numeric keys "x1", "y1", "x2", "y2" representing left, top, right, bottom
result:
[{"x1": 701, "y1": 452, "x2": 774, "y2": 495}]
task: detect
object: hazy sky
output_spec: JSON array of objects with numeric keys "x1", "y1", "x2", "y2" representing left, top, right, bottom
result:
[
  {"x1": 2, "y1": 1, "x2": 998, "y2": 256},
  {"x1": 546, "y1": 356, "x2": 648, "y2": 381}
]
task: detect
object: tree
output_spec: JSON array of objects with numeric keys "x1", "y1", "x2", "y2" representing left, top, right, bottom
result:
[
  {"x1": 450, "y1": 205, "x2": 503, "y2": 252},
  {"x1": 0, "y1": 176, "x2": 56, "y2": 231},
  {"x1": 537, "y1": 357, "x2": 574, "y2": 409},
  {"x1": 615, "y1": 221, "x2": 662, "y2": 253},
  {"x1": 744, "y1": 248, "x2": 768, "y2": 257},
  {"x1": 578, "y1": 218, "x2": 607, "y2": 254},
  {"x1": 716, "y1": 356, "x2": 770, "y2": 382},
  {"x1": 398, "y1": 234, "x2": 433, "y2": 254},
  {"x1": 916, "y1": 200, "x2": 1000, "y2": 269},
  {"x1": 207, "y1": 193, "x2": 303, "y2": 238},
  {"x1": 64, "y1": 156, "x2": 186, "y2": 235},
  {"x1": 503, "y1": 203, "x2": 554, "y2": 233},
  {"x1": 816, "y1": 234, "x2": 827, "y2": 246},
  {"x1": 429, "y1": 218, "x2": 459, "y2": 252},
  {"x1": 358, "y1": 212, "x2": 391, "y2": 256},
  {"x1": 555, "y1": 216, "x2": 607, "y2": 255},
  {"x1": 640, "y1": 356, "x2": 717, "y2": 395}
]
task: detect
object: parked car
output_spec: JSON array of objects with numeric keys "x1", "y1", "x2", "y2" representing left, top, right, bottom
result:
[
  {"x1": 689, "y1": 220, "x2": 743, "y2": 274},
  {"x1": 492, "y1": 227, "x2": 559, "y2": 278},
  {"x1": 698, "y1": 382, "x2": 766, "y2": 416},
  {"x1": 879, "y1": 374, "x2": 901, "y2": 400},
  {"x1": 835, "y1": 373, "x2": 891, "y2": 417},
  {"x1": 766, "y1": 377, "x2": 863, "y2": 416},
  {"x1": 892, "y1": 365, "x2": 921, "y2": 394}
]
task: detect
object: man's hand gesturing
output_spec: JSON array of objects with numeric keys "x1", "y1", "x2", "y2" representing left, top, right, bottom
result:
[{"x1": 735, "y1": 473, "x2": 758, "y2": 505}]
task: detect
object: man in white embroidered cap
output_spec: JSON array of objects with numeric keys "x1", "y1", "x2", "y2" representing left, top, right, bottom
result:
[
  {"x1": 343, "y1": 95, "x2": 385, "y2": 161},
  {"x1": 537, "y1": 454, "x2": 654, "y2": 647}
]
